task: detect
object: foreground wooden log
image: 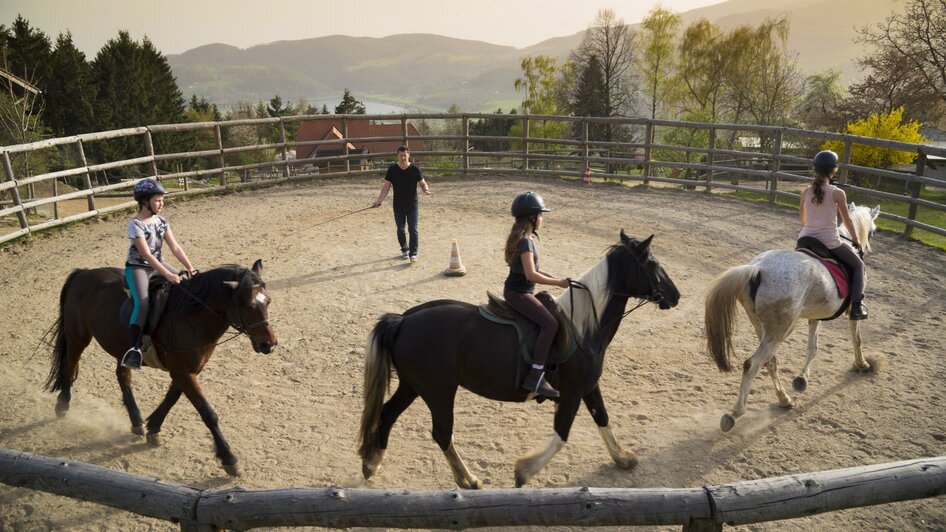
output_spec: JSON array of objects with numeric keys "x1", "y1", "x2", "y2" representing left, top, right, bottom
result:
[
  {"x1": 196, "y1": 485, "x2": 711, "y2": 529},
  {"x1": 0, "y1": 448, "x2": 200, "y2": 526},
  {"x1": 2, "y1": 448, "x2": 944, "y2": 530}
]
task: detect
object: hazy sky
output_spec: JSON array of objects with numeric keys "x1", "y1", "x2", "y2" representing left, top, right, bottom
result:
[{"x1": 2, "y1": 0, "x2": 726, "y2": 56}]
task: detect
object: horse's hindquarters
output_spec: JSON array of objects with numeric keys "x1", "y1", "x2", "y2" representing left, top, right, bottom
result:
[{"x1": 392, "y1": 303, "x2": 528, "y2": 402}]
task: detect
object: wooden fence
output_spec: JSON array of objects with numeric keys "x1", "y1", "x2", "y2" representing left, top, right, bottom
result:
[
  {"x1": 1, "y1": 448, "x2": 943, "y2": 530},
  {"x1": 2, "y1": 113, "x2": 946, "y2": 245}
]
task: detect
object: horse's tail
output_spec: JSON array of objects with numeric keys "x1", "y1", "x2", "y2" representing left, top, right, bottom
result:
[
  {"x1": 704, "y1": 264, "x2": 760, "y2": 372},
  {"x1": 45, "y1": 269, "x2": 85, "y2": 392},
  {"x1": 357, "y1": 312, "x2": 402, "y2": 462}
]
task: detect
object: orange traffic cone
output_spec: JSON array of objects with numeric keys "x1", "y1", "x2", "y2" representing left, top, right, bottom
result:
[
  {"x1": 443, "y1": 239, "x2": 467, "y2": 277},
  {"x1": 582, "y1": 165, "x2": 592, "y2": 186}
]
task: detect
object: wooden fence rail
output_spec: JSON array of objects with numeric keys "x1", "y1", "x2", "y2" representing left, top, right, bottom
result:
[
  {"x1": 2, "y1": 114, "x2": 945, "y2": 245},
  {"x1": 0, "y1": 449, "x2": 943, "y2": 531}
]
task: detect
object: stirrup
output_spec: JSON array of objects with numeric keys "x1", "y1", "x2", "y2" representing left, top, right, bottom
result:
[
  {"x1": 850, "y1": 301, "x2": 868, "y2": 320},
  {"x1": 121, "y1": 347, "x2": 142, "y2": 369},
  {"x1": 523, "y1": 369, "x2": 560, "y2": 398}
]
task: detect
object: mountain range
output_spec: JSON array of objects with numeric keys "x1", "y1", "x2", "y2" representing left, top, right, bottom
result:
[{"x1": 168, "y1": 0, "x2": 901, "y2": 112}]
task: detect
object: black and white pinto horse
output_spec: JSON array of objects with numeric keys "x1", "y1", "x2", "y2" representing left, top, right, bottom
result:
[{"x1": 358, "y1": 230, "x2": 680, "y2": 488}]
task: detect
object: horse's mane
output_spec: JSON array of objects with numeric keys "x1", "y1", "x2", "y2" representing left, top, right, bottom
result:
[
  {"x1": 848, "y1": 204, "x2": 874, "y2": 253},
  {"x1": 555, "y1": 240, "x2": 639, "y2": 340},
  {"x1": 167, "y1": 264, "x2": 262, "y2": 313}
]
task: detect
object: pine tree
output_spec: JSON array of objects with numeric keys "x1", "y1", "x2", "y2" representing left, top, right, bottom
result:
[
  {"x1": 89, "y1": 31, "x2": 185, "y2": 168},
  {"x1": 334, "y1": 89, "x2": 366, "y2": 114},
  {"x1": 3, "y1": 15, "x2": 52, "y2": 85},
  {"x1": 45, "y1": 31, "x2": 95, "y2": 136}
]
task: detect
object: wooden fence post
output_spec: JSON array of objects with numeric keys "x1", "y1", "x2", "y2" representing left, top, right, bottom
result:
[
  {"x1": 280, "y1": 120, "x2": 290, "y2": 178},
  {"x1": 769, "y1": 129, "x2": 783, "y2": 204},
  {"x1": 522, "y1": 117, "x2": 530, "y2": 171},
  {"x1": 582, "y1": 119, "x2": 589, "y2": 165},
  {"x1": 904, "y1": 151, "x2": 927, "y2": 238},
  {"x1": 214, "y1": 124, "x2": 226, "y2": 187},
  {"x1": 838, "y1": 138, "x2": 852, "y2": 185},
  {"x1": 705, "y1": 127, "x2": 716, "y2": 193},
  {"x1": 401, "y1": 115, "x2": 409, "y2": 148},
  {"x1": 143, "y1": 129, "x2": 159, "y2": 180},
  {"x1": 642, "y1": 121, "x2": 654, "y2": 185},
  {"x1": 343, "y1": 117, "x2": 350, "y2": 174},
  {"x1": 2, "y1": 151, "x2": 28, "y2": 229},
  {"x1": 462, "y1": 114, "x2": 470, "y2": 175},
  {"x1": 74, "y1": 139, "x2": 96, "y2": 211}
]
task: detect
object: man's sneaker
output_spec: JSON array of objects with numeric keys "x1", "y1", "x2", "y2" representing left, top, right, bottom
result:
[
  {"x1": 121, "y1": 347, "x2": 142, "y2": 369},
  {"x1": 409, "y1": 255, "x2": 417, "y2": 263},
  {"x1": 400, "y1": 250, "x2": 410, "y2": 260}
]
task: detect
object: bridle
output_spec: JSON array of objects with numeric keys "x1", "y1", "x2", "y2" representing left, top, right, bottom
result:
[
  {"x1": 566, "y1": 248, "x2": 664, "y2": 352},
  {"x1": 155, "y1": 275, "x2": 271, "y2": 354}
]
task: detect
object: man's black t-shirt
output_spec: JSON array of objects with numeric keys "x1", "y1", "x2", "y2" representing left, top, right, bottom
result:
[{"x1": 384, "y1": 163, "x2": 423, "y2": 211}]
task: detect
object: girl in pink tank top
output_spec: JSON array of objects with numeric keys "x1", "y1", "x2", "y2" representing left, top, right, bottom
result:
[{"x1": 798, "y1": 150, "x2": 868, "y2": 320}]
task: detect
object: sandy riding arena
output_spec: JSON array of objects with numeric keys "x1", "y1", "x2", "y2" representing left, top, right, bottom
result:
[{"x1": 1, "y1": 176, "x2": 944, "y2": 530}]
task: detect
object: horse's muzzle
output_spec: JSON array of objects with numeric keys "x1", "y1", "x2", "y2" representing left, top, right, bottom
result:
[{"x1": 255, "y1": 340, "x2": 276, "y2": 354}]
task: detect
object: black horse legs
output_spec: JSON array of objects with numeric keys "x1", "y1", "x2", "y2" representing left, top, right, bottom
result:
[
  {"x1": 116, "y1": 365, "x2": 145, "y2": 435},
  {"x1": 514, "y1": 398, "x2": 580, "y2": 488},
  {"x1": 415, "y1": 386, "x2": 482, "y2": 489},
  {"x1": 145, "y1": 383, "x2": 183, "y2": 445},
  {"x1": 378, "y1": 383, "x2": 418, "y2": 450},
  {"x1": 582, "y1": 386, "x2": 638, "y2": 469},
  {"x1": 173, "y1": 372, "x2": 239, "y2": 477}
]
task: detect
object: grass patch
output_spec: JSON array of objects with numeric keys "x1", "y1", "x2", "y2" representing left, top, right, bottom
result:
[{"x1": 729, "y1": 188, "x2": 946, "y2": 251}]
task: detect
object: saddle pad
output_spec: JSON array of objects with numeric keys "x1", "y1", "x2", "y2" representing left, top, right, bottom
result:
[
  {"x1": 796, "y1": 248, "x2": 848, "y2": 299},
  {"x1": 477, "y1": 306, "x2": 578, "y2": 366},
  {"x1": 140, "y1": 335, "x2": 167, "y2": 371},
  {"x1": 822, "y1": 260, "x2": 849, "y2": 300}
]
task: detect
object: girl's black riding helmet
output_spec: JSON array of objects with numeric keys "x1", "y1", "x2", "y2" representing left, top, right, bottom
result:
[{"x1": 511, "y1": 191, "x2": 550, "y2": 218}]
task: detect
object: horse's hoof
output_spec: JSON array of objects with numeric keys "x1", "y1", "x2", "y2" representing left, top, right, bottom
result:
[
  {"x1": 854, "y1": 363, "x2": 872, "y2": 373},
  {"x1": 615, "y1": 452, "x2": 639, "y2": 470},
  {"x1": 55, "y1": 402, "x2": 69, "y2": 418},
  {"x1": 131, "y1": 424, "x2": 145, "y2": 436},
  {"x1": 514, "y1": 473, "x2": 527, "y2": 488},
  {"x1": 778, "y1": 397, "x2": 794, "y2": 409},
  {"x1": 792, "y1": 376, "x2": 808, "y2": 392},
  {"x1": 720, "y1": 414, "x2": 736, "y2": 432},
  {"x1": 362, "y1": 462, "x2": 381, "y2": 480},
  {"x1": 146, "y1": 433, "x2": 162, "y2": 447},
  {"x1": 461, "y1": 477, "x2": 483, "y2": 490},
  {"x1": 223, "y1": 463, "x2": 241, "y2": 477}
]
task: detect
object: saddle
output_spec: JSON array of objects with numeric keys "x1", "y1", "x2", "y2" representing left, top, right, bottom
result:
[
  {"x1": 119, "y1": 273, "x2": 172, "y2": 370},
  {"x1": 795, "y1": 236, "x2": 852, "y2": 321},
  {"x1": 478, "y1": 291, "x2": 579, "y2": 369}
]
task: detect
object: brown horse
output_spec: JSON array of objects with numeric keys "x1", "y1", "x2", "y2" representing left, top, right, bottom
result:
[
  {"x1": 45, "y1": 259, "x2": 277, "y2": 476},
  {"x1": 358, "y1": 230, "x2": 680, "y2": 488}
]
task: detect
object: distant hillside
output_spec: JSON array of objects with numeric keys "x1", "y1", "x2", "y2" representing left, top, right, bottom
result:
[{"x1": 168, "y1": 0, "x2": 900, "y2": 112}]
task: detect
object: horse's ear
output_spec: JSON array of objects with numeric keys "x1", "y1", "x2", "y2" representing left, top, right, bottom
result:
[
  {"x1": 640, "y1": 234, "x2": 654, "y2": 250},
  {"x1": 870, "y1": 205, "x2": 880, "y2": 220},
  {"x1": 223, "y1": 281, "x2": 239, "y2": 290},
  {"x1": 252, "y1": 259, "x2": 263, "y2": 276}
]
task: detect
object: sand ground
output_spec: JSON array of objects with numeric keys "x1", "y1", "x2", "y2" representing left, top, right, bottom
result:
[{"x1": 1, "y1": 175, "x2": 944, "y2": 531}]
